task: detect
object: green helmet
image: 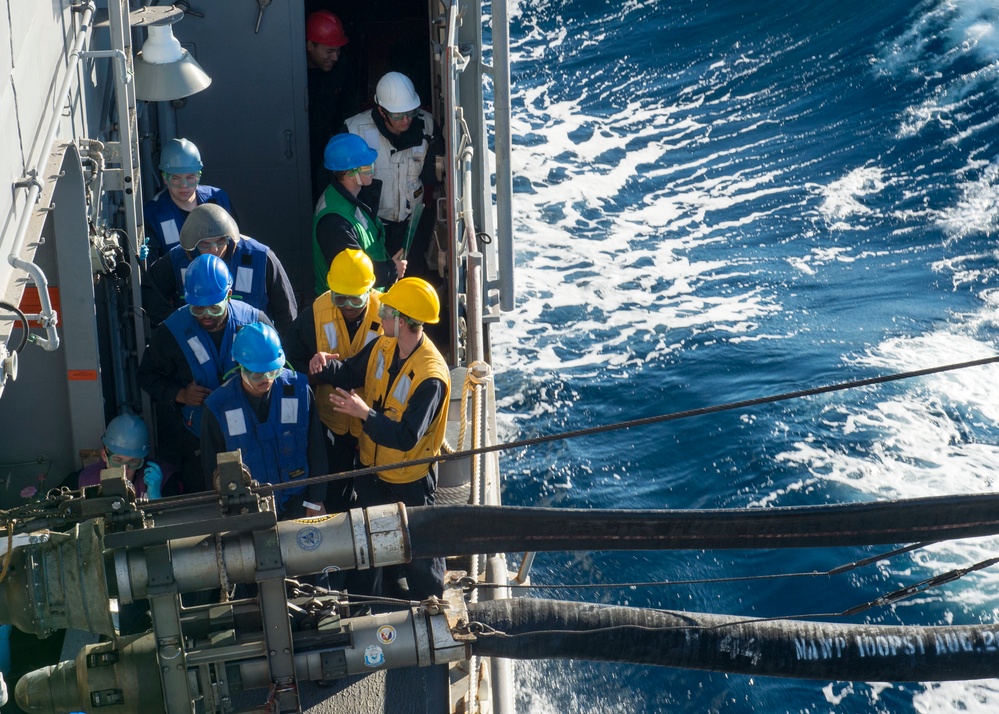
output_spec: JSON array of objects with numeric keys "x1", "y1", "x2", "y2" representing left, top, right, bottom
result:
[{"x1": 179, "y1": 204, "x2": 239, "y2": 252}]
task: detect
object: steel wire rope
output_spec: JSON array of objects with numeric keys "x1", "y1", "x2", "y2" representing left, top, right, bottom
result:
[
  {"x1": 470, "y1": 542, "x2": 932, "y2": 591},
  {"x1": 458, "y1": 561, "x2": 999, "y2": 641},
  {"x1": 157, "y1": 353, "x2": 999, "y2": 513},
  {"x1": 458, "y1": 541, "x2": 999, "y2": 637},
  {"x1": 282, "y1": 353, "x2": 999, "y2": 492}
]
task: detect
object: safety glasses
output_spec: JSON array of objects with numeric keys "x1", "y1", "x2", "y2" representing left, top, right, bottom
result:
[
  {"x1": 196, "y1": 235, "x2": 229, "y2": 253},
  {"x1": 384, "y1": 108, "x2": 419, "y2": 122},
  {"x1": 166, "y1": 172, "x2": 202, "y2": 188},
  {"x1": 241, "y1": 367, "x2": 282, "y2": 382},
  {"x1": 107, "y1": 451, "x2": 144, "y2": 470},
  {"x1": 378, "y1": 303, "x2": 399, "y2": 320},
  {"x1": 189, "y1": 299, "x2": 228, "y2": 318},
  {"x1": 348, "y1": 164, "x2": 375, "y2": 177},
  {"x1": 333, "y1": 292, "x2": 368, "y2": 309}
]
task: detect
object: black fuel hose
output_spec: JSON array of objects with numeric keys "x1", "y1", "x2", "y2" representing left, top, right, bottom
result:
[
  {"x1": 407, "y1": 493, "x2": 999, "y2": 557},
  {"x1": 467, "y1": 598, "x2": 999, "y2": 681},
  {"x1": 0, "y1": 301, "x2": 29, "y2": 353}
]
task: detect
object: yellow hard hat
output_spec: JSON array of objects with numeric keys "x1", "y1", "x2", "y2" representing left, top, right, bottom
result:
[
  {"x1": 381, "y1": 277, "x2": 440, "y2": 324},
  {"x1": 327, "y1": 249, "x2": 375, "y2": 296}
]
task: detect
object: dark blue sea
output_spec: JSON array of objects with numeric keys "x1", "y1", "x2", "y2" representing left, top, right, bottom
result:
[{"x1": 491, "y1": 0, "x2": 999, "y2": 711}]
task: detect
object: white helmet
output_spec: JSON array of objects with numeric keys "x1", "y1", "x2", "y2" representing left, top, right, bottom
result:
[{"x1": 375, "y1": 72, "x2": 420, "y2": 113}]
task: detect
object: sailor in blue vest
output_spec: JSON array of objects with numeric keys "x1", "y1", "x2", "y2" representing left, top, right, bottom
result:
[
  {"x1": 138, "y1": 254, "x2": 269, "y2": 494},
  {"x1": 75, "y1": 414, "x2": 180, "y2": 499},
  {"x1": 71, "y1": 413, "x2": 178, "y2": 635},
  {"x1": 141, "y1": 203, "x2": 298, "y2": 334},
  {"x1": 142, "y1": 138, "x2": 235, "y2": 261},
  {"x1": 201, "y1": 323, "x2": 328, "y2": 519}
]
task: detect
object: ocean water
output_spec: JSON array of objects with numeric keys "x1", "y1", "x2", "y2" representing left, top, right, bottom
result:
[{"x1": 490, "y1": 0, "x2": 999, "y2": 711}]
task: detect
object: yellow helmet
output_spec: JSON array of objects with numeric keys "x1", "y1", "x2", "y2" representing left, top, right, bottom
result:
[
  {"x1": 381, "y1": 277, "x2": 440, "y2": 324},
  {"x1": 327, "y1": 249, "x2": 375, "y2": 296}
]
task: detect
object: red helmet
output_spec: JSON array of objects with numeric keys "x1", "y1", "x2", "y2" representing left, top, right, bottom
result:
[{"x1": 306, "y1": 11, "x2": 349, "y2": 48}]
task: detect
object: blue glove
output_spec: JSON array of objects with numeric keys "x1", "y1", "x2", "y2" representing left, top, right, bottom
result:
[
  {"x1": 138, "y1": 237, "x2": 150, "y2": 261},
  {"x1": 142, "y1": 462, "x2": 163, "y2": 499}
]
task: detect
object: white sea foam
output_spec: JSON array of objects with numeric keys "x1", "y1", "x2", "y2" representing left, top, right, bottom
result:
[
  {"x1": 812, "y1": 166, "x2": 886, "y2": 230},
  {"x1": 937, "y1": 158, "x2": 999, "y2": 238},
  {"x1": 499, "y1": 1, "x2": 999, "y2": 710},
  {"x1": 496, "y1": 84, "x2": 787, "y2": 387},
  {"x1": 770, "y1": 331, "x2": 999, "y2": 490}
]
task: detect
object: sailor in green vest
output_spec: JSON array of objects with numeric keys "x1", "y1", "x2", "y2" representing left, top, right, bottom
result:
[{"x1": 311, "y1": 133, "x2": 407, "y2": 296}]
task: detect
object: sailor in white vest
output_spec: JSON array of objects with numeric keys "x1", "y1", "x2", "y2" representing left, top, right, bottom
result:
[{"x1": 343, "y1": 72, "x2": 441, "y2": 269}]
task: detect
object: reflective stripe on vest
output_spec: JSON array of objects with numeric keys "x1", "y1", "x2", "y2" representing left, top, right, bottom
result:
[
  {"x1": 357, "y1": 336, "x2": 450, "y2": 484},
  {"x1": 313, "y1": 291, "x2": 383, "y2": 436},
  {"x1": 311, "y1": 185, "x2": 388, "y2": 296},
  {"x1": 344, "y1": 112, "x2": 433, "y2": 223},
  {"x1": 164, "y1": 300, "x2": 260, "y2": 436},
  {"x1": 167, "y1": 237, "x2": 271, "y2": 313},
  {"x1": 205, "y1": 371, "x2": 310, "y2": 509}
]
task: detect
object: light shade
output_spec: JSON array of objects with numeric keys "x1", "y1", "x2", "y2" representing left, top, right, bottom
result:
[{"x1": 133, "y1": 23, "x2": 211, "y2": 102}]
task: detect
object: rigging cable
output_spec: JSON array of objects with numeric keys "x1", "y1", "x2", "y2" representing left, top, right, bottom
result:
[
  {"x1": 461, "y1": 544, "x2": 999, "y2": 629},
  {"x1": 472, "y1": 541, "x2": 934, "y2": 591},
  {"x1": 281, "y1": 353, "x2": 999, "y2": 495},
  {"x1": 90, "y1": 353, "x2": 999, "y2": 513}
]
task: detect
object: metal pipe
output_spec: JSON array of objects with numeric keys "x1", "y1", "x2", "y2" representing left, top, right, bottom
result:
[
  {"x1": 156, "y1": 101, "x2": 179, "y2": 151},
  {"x1": 491, "y1": 0, "x2": 514, "y2": 312},
  {"x1": 112, "y1": 505, "x2": 409, "y2": 601},
  {"x1": 5, "y1": 1, "x2": 97, "y2": 352},
  {"x1": 75, "y1": 49, "x2": 131, "y2": 85},
  {"x1": 466, "y1": 252, "x2": 483, "y2": 365},
  {"x1": 512, "y1": 551, "x2": 536, "y2": 586},
  {"x1": 461, "y1": 145, "x2": 484, "y2": 364},
  {"x1": 485, "y1": 555, "x2": 515, "y2": 714}
]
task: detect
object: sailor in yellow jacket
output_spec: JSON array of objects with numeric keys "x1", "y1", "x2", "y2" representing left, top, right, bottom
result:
[
  {"x1": 309, "y1": 277, "x2": 450, "y2": 600},
  {"x1": 284, "y1": 248, "x2": 383, "y2": 512}
]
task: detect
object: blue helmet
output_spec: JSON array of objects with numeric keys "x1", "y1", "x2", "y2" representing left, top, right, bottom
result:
[
  {"x1": 323, "y1": 133, "x2": 377, "y2": 172},
  {"x1": 184, "y1": 254, "x2": 232, "y2": 306},
  {"x1": 102, "y1": 414, "x2": 150, "y2": 458},
  {"x1": 159, "y1": 138, "x2": 203, "y2": 174},
  {"x1": 232, "y1": 323, "x2": 285, "y2": 373}
]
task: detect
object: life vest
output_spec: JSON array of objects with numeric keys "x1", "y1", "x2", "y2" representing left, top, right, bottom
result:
[
  {"x1": 358, "y1": 336, "x2": 450, "y2": 484},
  {"x1": 345, "y1": 111, "x2": 434, "y2": 224},
  {"x1": 204, "y1": 371, "x2": 310, "y2": 510},
  {"x1": 164, "y1": 299, "x2": 260, "y2": 436},
  {"x1": 167, "y1": 236, "x2": 271, "y2": 313},
  {"x1": 313, "y1": 291, "x2": 383, "y2": 437},
  {"x1": 311, "y1": 184, "x2": 388, "y2": 295},
  {"x1": 143, "y1": 185, "x2": 233, "y2": 257}
]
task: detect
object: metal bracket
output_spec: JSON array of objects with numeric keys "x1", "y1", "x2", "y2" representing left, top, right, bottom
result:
[
  {"x1": 145, "y1": 543, "x2": 175, "y2": 591},
  {"x1": 75, "y1": 49, "x2": 132, "y2": 86},
  {"x1": 441, "y1": 571, "x2": 474, "y2": 642},
  {"x1": 13, "y1": 170, "x2": 43, "y2": 193},
  {"x1": 215, "y1": 450, "x2": 263, "y2": 516},
  {"x1": 102, "y1": 167, "x2": 124, "y2": 191}
]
